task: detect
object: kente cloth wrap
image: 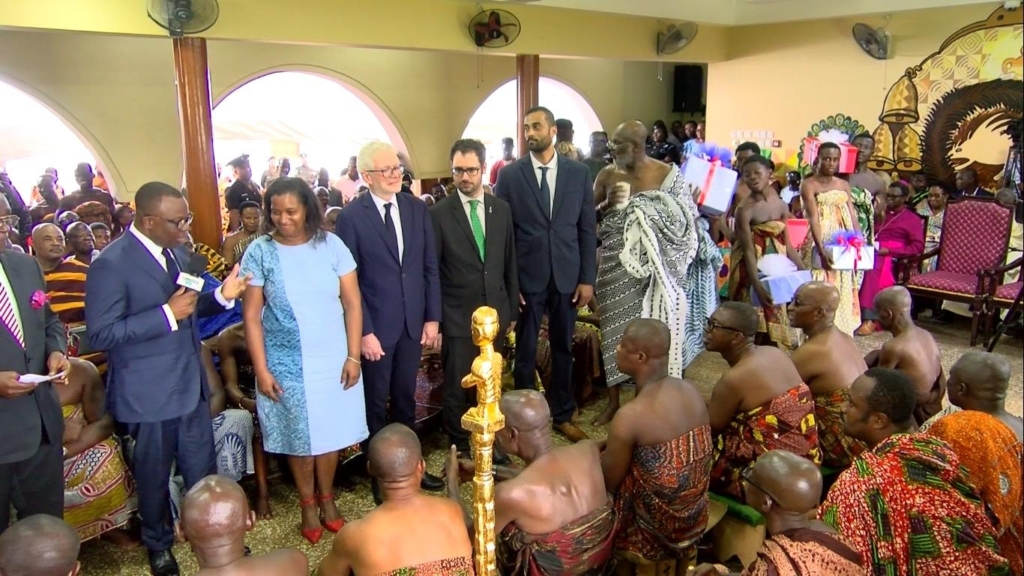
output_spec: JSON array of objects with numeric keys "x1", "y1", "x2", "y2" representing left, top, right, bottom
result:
[
  {"x1": 821, "y1": 433, "x2": 1011, "y2": 576},
  {"x1": 598, "y1": 166, "x2": 699, "y2": 387},
  {"x1": 742, "y1": 529, "x2": 868, "y2": 576},
  {"x1": 375, "y1": 556, "x2": 475, "y2": 575},
  {"x1": 614, "y1": 425, "x2": 714, "y2": 563},
  {"x1": 497, "y1": 498, "x2": 617, "y2": 575},
  {"x1": 801, "y1": 190, "x2": 863, "y2": 336},
  {"x1": 927, "y1": 411, "x2": 1023, "y2": 576},
  {"x1": 62, "y1": 404, "x2": 138, "y2": 542},
  {"x1": 711, "y1": 384, "x2": 821, "y2": 499},
  {"x1": 727, "y1": 220, "x2": 802, "y2": 348},
  {"x1": 814, "y1": 389, "x2": 868, "y2": 469}
]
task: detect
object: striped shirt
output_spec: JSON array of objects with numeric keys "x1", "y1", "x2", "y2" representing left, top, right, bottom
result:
[{"x1": 44, "y1": 258, "x2": 89, "y2": 325}]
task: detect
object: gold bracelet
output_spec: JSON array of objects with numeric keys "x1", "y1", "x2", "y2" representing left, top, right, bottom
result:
[{"x1": 346, "y1": 356, "x2": 361, "y2": 365}]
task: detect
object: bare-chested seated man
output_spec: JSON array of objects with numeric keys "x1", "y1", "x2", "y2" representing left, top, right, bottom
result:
[
  {"x1": 693, "y1": 451, "x2": 867, "y2": 576},
  {"x1": 0, "y1": 515, "x2": 81, "y2": 576},
  {"x1": 181, "y1": 475, "x2": 307, "y2": 576},
  {"x1": 864, "y1": 286, "x2": 945, "y2": 426},
  {"x1": 704, "y1": 302, "x2": 821, "y2": 499},
  {"x1": 602, "y1": 319, "x2": 713, "y2": 575},
  {"x1": 446, "y1": 389, "x2": 616, "y2": 575},
  {"x1": 318, "y1": 424, "x2": 472, "y2": 576},
  {"x1": 789, "y1": 281, "x2": 868, "y2": 469}
]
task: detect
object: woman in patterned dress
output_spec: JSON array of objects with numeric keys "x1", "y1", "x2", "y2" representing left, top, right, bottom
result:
[
  {"x1": 240, "y1": 177, "x2": 366, "y2": 545},
  {"x1": 915, "y1": 181, "x2": 951, "y2": 273}
]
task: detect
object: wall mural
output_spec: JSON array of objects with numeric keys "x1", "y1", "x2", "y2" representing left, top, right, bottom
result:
[{"x1": 868, "y1": 7, "x2": 1023, "y2": 189}]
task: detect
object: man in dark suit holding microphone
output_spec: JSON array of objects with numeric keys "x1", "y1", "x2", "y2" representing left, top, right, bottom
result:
[
  {"x1": 431, "y1": 139, "x2": 518, "y2": 455},
  {"x1": 497, "y1": 106, "x2": 597, "y2": 442},
  {"x1": 0, "y1": 194, "x2": 70, "y2": 535},
  {"x1": 85, "y1": 182, "x2": 250, "y2": 576}
]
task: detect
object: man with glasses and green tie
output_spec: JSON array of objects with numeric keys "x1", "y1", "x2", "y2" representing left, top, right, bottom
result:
[{"x1": 429, "y1": 139, "x2": 518, "y2": 457}]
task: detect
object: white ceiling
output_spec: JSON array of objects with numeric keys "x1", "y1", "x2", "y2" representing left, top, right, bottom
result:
[{"x1": 505, "y1": 0, "x2": 1000, "y2": 25}]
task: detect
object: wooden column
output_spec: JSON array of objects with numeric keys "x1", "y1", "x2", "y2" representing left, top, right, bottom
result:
[
  {"x1": 516, "y1": 54, "x2": 540, "y2": 157},
  {"x1": 173, "y1": 37, "x2": 221, "y2": 248}
]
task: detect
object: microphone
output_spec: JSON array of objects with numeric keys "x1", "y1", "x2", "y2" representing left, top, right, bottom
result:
[{"x1": 175, "y1": 253, "x2": 208, "y2": 292}]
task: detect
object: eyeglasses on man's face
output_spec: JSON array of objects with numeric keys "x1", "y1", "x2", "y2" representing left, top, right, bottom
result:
[
  {"x1": 365, "y1": 165, "x2": 405, "y2": 179},
  {"x1": 705, "y1": 317, "x2": 743, "y2": 334},
  {"x1": 0, "y1": 215, "x2": 19, "y2": 230},
  {"x1": 452, "y1": 167, "x2": 482, "y2": 178},
  {"x1": 159, "y1": 212, "x2": 194, "y2": 231}
]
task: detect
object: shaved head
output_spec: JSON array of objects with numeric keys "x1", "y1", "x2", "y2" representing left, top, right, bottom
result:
[
  {"x1": 622, "y1": 319, "x2": 670, "y2": 358},
  {"x1": 368, "y1": 423, "x2": 423, "y2": 482},
  {"x1": 951, "y1": 351, "x2": 1011, "y2": 400},
  {"x1": 874, "y1": 286, "x2": 912, "y2": 313},
  {"x1": 612, "y1": 120, "x2": 648, "y2": 147},
  {"x1": 181, "y1": 475, "x2": 249, "y2": 547},
  {"x1": 750, "y1": 450, "x2": 822, "y2": 513},
  {"x1": 799, "y1": 281, "x2": 839, "y2": 314},
  {"x1": 0, "y1": 515, "x2": 80, "y2": 576},
  {"x1": 31, "y1": 223, "x2": 61, "y2": 244},
  {"x1": 500, "y1": 389, "x2": 551, "y2": 432}
]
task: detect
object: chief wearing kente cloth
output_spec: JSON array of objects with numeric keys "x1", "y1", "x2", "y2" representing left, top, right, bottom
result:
[
  {"x1": 693, "y1": 451, "x2": 867, "y2": 576},
  {"x1": 32, "y1": 223, "x2": 89, "y2": 325},
  {"x1": 788, "y1": 282, "x2": 868, "y2": 469},
  {"x1": 593, "y1": 120, "x2": 700, "y2": 427},
  {"x1": 821, "y1": 368, "x2": 1010, "y2": 576},
  {"x1": 446, "y1": 390, "x2": 616, "y2": 575},
  {"x1": 927, "y1": 352, "x2": 1023, "y2": 576},
  {"x1": 602, "y1": 320, "x2": 713, "y2": 572},
  {"x1": 320, "y1": 425, "x2": 473, "y2": 576},
  {"x1": 704, "y1": 302, "x2": 820, "y2": 498},
  {"x1": 800, "y1": 142, "x2": 863, "y2": 336},
  {"x1": 729, "y1": 155, "x2": 805, "y2": 348}
]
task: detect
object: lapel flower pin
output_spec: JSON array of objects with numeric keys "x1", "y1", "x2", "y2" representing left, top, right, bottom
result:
[{"x1": 30, "y1": 290, "x2": 49, "y2": 310}]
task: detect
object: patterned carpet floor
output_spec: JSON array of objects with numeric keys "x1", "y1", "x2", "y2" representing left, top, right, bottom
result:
[{"x1": 79, "y1": 316, "x2": 1023, "y2": 575}]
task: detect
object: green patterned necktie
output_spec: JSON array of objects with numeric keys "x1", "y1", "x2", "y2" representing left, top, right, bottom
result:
[{"x1": 469, "y1": 199, "x2": 485, "y2": 261}]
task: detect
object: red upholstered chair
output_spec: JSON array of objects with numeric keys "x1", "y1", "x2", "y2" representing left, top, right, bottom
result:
[
  {"x1": 898, "y1": 197, "x2": 1013, "y2": 345},
  {"x1": 982, "y1": 256, "x2": 1023, "y2": 340}
]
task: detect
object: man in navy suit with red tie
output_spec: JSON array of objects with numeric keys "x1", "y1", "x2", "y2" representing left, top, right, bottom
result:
[
  {"x1": 496, "y1": 106, "x2": 598, "y2": 443},
  {"x1": 335, "y1": 141, "x2": 445, "y2": 503}
]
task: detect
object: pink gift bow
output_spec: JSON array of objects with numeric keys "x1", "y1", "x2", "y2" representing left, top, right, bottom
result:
[
  {"x1": 697, "y1": 159, "x2": 721, "y2": 207},
  {"x1": 830, "y1": 232, "x2": 866, "y2": 271},
  {"x1": 30, "y1": 290, "x2": 49, "y2": 310}
]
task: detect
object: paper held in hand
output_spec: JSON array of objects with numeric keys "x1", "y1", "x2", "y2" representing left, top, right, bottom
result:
[{"x1": 18, "y1": 371, "x2": 69, "y2": 384}]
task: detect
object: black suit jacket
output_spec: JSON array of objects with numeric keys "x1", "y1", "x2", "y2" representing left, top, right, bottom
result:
[
  {"x1": 0, "y1": 251, "x2": 66, "y2": 464},
  {"x1": 496, "y1": 155, "x2": 597, "y2": 294},
  {"x1": 431, "y1": 193, "x2": 518, "y2": 337}
]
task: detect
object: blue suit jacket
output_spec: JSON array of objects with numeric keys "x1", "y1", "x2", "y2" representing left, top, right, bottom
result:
[
  {"x1": 496, "y1": 155, "x2": 597, "y2": 294},
  {"x1": 85, "y1": 233, "x2": 225, "y2": 423},
  {"x1": 335, "y1": 192, "x2": 441, "y2": 346}
]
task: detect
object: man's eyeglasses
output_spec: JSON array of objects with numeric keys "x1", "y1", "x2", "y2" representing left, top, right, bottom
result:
[
  {"x1": 365, "y1": 166, "x2": 405, "y2": 179},
  {"x1": 741, "y1": 465, "x2": 777, "y2": 503},
  {"x1": 0, "y1": 215, "x2": 20, "y2": 229},
  {"x1": 160, "y1": 213, "x2": 194, "y2": 231},
  {"x1": 452, "y1": 167, "x2": 482, "y2": 177},
  {"x1": 705, "y1": 318, "x2": 743, "y2": 334}
]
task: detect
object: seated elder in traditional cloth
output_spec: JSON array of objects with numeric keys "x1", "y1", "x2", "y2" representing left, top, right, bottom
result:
[
  {"x1": 927, "y1": 351, "x2": 1023, "y2": 575},
  {"x1": 705, "y1": 302, "x2": 820, "y2": 498},
  {"x1": 822, "y1": 368, "x2": 1010, "y2": 575},
  {"x1": 59, "y1": 358, "x2": 137, "y2": 545},
  {"x1": 864, "y1": 286, "x2": 945, "y2": 426},
  {"x1": 602, "y1": 319, "x2": 713, "y2": 573},
  {"x1": 319, "y1": 424, "x2": 473, "y2": 576},
  {"x1": 729, "y1": 155, "x2": 805, "y2": 348},
  {"x1": 0, "y1": 515, "x2": 81, "y2": 576},
  {"x1": 593, "y1": 120, "x2": 701, "y2": 426},
  {"x1": 446, "y1": 390, "x2": 616, "y2": 575},
  {"x1": 694, "y1": 450, "x2": 867, "y2": 576},
  {"x1": 856, "y1": 182, "x2": 924, "y2": 336},
  {"x1": 916, "y1": 181, "x2": 951, "y2": 273},
  {"x1": 182, "y1": 476, "x2": 307, "y2": 576},
  {"x1": 788, "y1": 282, "x2": 868, "y2": 469}
]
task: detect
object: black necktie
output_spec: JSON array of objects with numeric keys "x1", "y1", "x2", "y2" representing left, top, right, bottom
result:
[
  {"x1": 163, "y1": 248, "x2": 180, "y2": 279},
  {"x1": 383, "y1": 202, "x2": 400, "y2": 259},
  {"x1": 539, "y1": 166, "x2": 551, "y2": 218}
]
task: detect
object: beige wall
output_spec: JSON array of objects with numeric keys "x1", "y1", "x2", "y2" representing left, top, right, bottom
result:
[
  {"x1": 705, "y1": 4, "x2": 1000, "y2": 168},
  {"x1": 0, "y1": 30, "x2": 678, "y2": 197}
]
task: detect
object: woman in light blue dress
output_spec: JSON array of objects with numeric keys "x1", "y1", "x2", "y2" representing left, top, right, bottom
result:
[{"x1": 240, "y1": 177, "x2": 365, "y2": 544}]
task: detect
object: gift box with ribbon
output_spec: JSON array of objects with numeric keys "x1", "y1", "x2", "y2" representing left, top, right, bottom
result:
[
  {"x1": 751, "y1": 254, "x2": 812, "y2": 306},
  {"x1": 818, "y1": 230, "x2": 874, "y2": 271},
  {"x1": 680, "y1": 155, "x2": 738, "y2": 217},
  {"x1": 803, "y1": 137, "x2": 858, "y2": 174}
]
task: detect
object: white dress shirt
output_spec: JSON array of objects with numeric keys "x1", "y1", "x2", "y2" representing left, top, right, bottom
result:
[
  {"x1": 457, "y1": 190, "x2": 486, "y2": 236},
  {"x1": 128, "y1": 225, "x2": 233, "y2": 332},
  {"x1": 530, "y1": 153, "x2": 558, "y2": 214},
  {"x1": 369, "y1": 191, "x2": 405, "y2": 263}
]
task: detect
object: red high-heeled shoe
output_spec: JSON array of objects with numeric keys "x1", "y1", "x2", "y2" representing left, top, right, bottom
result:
[
  {"x1": 318, "y1": 492, "x2": 346, "y2": 533},
  {"x1": 299, "y1": 496, "x2": 323, "y2": 544}
]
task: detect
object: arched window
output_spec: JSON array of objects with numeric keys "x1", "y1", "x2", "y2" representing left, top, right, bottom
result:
[
  {"x1": 213, "y1": 71, "x2": 408, "y2": 186},
  {"x1": 462, "y1": 77, "x2": 603, "y2": 164},
  {"x1": 0, "y1": 79, "x2": 111, "y2": 202}
]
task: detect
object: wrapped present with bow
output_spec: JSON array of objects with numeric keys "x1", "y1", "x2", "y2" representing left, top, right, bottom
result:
[
  {"x1": 819, "y1": 230, "x2": 874, "y2": 271},
  {"x1": 680, "y1": 155, "x2": 737, "y2": 217},
  {"x1": 803, "y1": 137, "x2": 858, "y2": 174},
  {"x1": 751, "y1": 254, "x2": 812, "y2": 306}
]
